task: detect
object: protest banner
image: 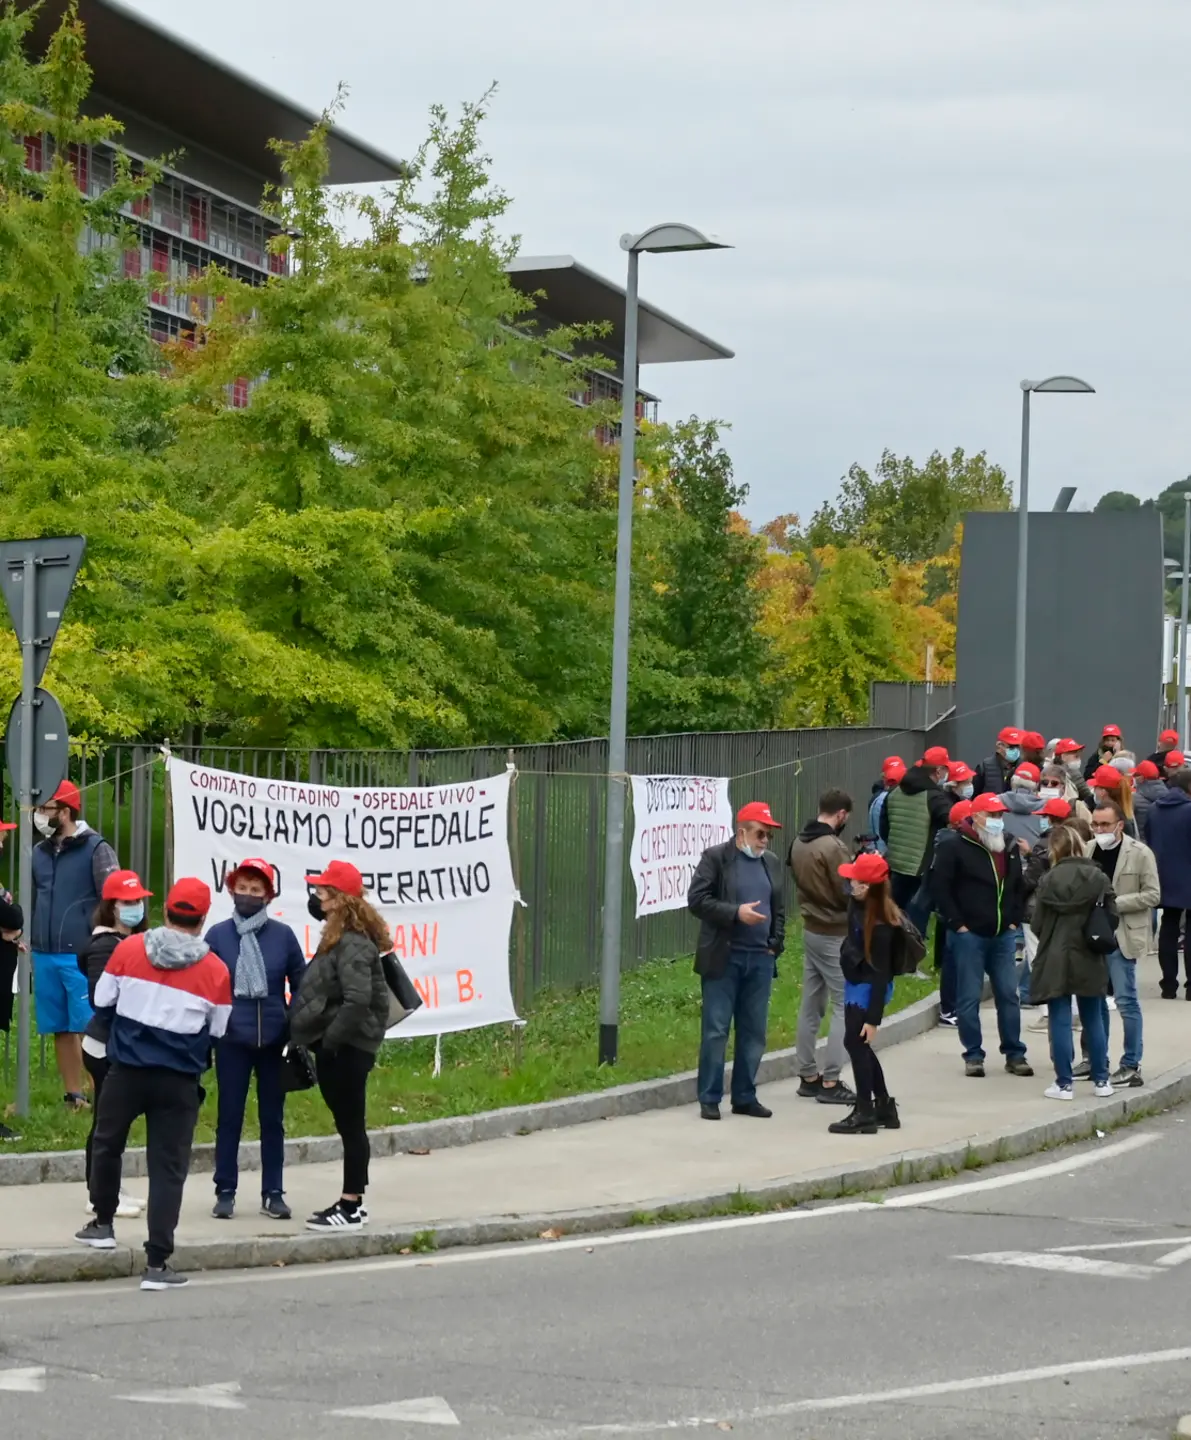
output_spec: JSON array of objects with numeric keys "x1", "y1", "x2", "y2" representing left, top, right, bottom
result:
[
  {"x1": 629, "y1": 774, "x2": 733, "y2": 918},
  {"x1": 168, "y1": 759, "x2": 519, "y2": 1038}
]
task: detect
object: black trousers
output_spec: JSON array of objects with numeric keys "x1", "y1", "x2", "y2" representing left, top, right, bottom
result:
[
  {"x1": 844, "y1": 1003, "x2": 889, "y2": 1110},
  {"x1": 0, "y1": 940, "x2": 15, "y2": 1032},
  {"x1": 89, "y1": 1064, "x2": 201, "y2": 1268},
  {"x1": 1158, "y1": 908, "x2": 1188, "y2": 997},
  {"x1": 316, "y1": 1045, "x2": 375, "y2": 1195},
  {"x1": 82, "y1": 1049, "x2": 110, "y2": 1187}
]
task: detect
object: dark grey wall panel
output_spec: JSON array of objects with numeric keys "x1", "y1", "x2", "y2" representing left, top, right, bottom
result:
[{"x1": 955, "y1": 511, "x2": 1164, "y2": 765}]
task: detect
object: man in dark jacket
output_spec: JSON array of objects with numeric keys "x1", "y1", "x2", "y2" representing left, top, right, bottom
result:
[
  {"x1": 31, "y1": 779, "x2": 119, "y2": 1111},
  {"x1": 1144, "y1": 768, "x2": 1191, "y2": 998},
  {"x1": 1083, "y1": 723, "x2": 1124, "y2": 781},
  {"x1": 973, "y1": 726, "x2": 1024, "y2": 798},
  {"x1": 788, "y1": 789, "x2": 855, "y2": 1106},
  {"x1": 1132, "y1": 759, "x2": 1167, "y2": 843},
  {"x1": 880, "y1": 746, "x2": 953, "y2": 930},
  {"x1": 205, "y1": 857, "x2": 307, "y2": 1221},
  {"x1": 931, "y1": 792, "x2": 1033, "y2": 1078},
  {"x1": 688, "y1": 801, "x2": 786, "y2": 1121},
  {"x1": 1146, "y1": 728, "x2": 1181, "y2": 769}
]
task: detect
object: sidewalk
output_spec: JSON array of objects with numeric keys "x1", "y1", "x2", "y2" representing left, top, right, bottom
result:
[{"x1": 2, "y1": 970, "x2": 1189, "y2": 1282}]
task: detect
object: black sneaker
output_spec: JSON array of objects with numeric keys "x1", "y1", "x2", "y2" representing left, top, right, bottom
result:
[
  {"x1": 0, "y1": 1122, "x2": 19, "y2": 1141},
  {"x1": 261, "y1": 1192, "x2": 292, "y2": 1220},
  {"x1": 305, "y1": 1200, "x2": 366, "y2": 1232},
  {"x1": 965, "y1": 1060, "x2": 986, "y2": 1078},
  {"x1": 874, "y1": 1097, "x2": 901, "y2": 1130},
  {"x1": 731, "y1": 1101, "x2": 773, "y2": 1118},
  {"x1": 815, "y1": 1081, "x2": 856, "y2": 1107},
  {"x1": 699, "y1": 1103, "x2": 721, "y2": 1121},
  {"x1": 1110, "y1": 1066, "x2": 1144, "y2": 1088},
  {"x1": 141, "y1": 1264, "x2": 188, "y2": 1291},
  {"x1": 212, "y1": 1192, "x2": 235, "y2": 1220},
  {"x1": 1071, "y1": 1060, "x2": 1092, "y2": 1080},
  {"x1": 75, "y1": 1220, "x2": 117, "y2": 1250},
  {"x1": 1005, "y1": 1057, "x2": 1035, "y2": 1077},
  {"x1": 797, "y1": 1076, "x2": 823, "y2": 1098},
  {"x1": 828, "y1": 1107, "x2": 878, "y2": 1135}
]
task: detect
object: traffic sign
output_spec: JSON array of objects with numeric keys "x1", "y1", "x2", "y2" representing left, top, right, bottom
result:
[
  {"x1": 0, "y1": 536, "x2": 85, "y2": 684},
  {"x1": 5, "y1": 687, "x2": 68, "y2": 805}
]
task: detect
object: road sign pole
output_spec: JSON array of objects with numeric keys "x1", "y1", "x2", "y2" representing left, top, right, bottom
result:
[{"x1": 15, "y1": 554, "x2": 36, "y2": 1116}]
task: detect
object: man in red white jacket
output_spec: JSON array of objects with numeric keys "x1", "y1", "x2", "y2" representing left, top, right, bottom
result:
[{"x1": 74, "y1": 878, "x2": 232, "y2": 1290}]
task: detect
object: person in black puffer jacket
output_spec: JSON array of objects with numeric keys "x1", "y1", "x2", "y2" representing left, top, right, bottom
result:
[
  {"x1": 78, "y1": 870, "x2": 150, "y2": 1210},
  {"x1": 289, "y1": 861, "x2": 391, "y2": 1232}
]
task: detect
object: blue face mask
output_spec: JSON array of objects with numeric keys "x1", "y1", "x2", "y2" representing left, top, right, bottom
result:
[
  {"x1": 983, "y1": 817, "x2": 1006, "y2": 836},
  {"x1": 1038, "y1": 817, "x2": 1051, "y2": 834},
  {"x1": 117, "y1": 901, "x2": 144, "y2": 928},
  {"x1": 958, "y1": 783, "x2": 974, "y2": 800},
  {"x1": 1004, "y1": 747, "x2": 1021, "y2": 764}
]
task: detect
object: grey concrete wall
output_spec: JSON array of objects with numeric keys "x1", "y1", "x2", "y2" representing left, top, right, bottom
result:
[{"x1": 955, "y1": 510, "x2": 1164, "y2": 765}]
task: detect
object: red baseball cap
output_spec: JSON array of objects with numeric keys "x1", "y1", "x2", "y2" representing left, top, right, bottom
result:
[
  {"x1": 102, "y1": 869, "x2": 152, "y2": 902},
  {"x1": 971, "y1": 793, "x2": 1007, "y2": 814},
  {"x1": 1014, "y1": 762, "x2": 1041, "y2": 783},
  {"x1": 921, "y1": 746, "x2": 950, "y2": 766},
  {"x1": 949, "y1": 799, "x2": 973, "y2": 825},
  {"x1": 50, "y1": 779, "x2": 81, "y2": 812},
  {"x1": 882, "y1": 755, "x2": 907, "y2": 781},
  {"x1": 838, "y1": 852, "x2": 890, "y2": 885},
  {"x1": 166, "y1": 876, "x2": 212, "y2": 919},
  {"x1": 1166, "y1": 751, "x2": 1186, "y2": 769},
  {"x1": 226, "y1": 857, "x2": 277, "y2": 898},
  {"x1": 997, "y1": 727, "x2": 1025, "y2": 746},
  {"x1": 1022, "y1": 731, "x2": 1045, "y2": 751},
  {"x1": 1054, "y1": 738, "x2": 1083, "y2": 756},
  {"x1": 1091, "y1": 764, "x2": 1124, "y2": 789},
  {"x1": 947, "y1": 761, "x2": 975, "y2": 783},
  {"x1": 306, "y1": 859, "x2": 365, "y2": 896},
  {"x1": 736, "y1": 801, "x2": 782, "y2": 829},
  {"x1": 1101, "y1": 724, "x2": 1123, "y2": 739},
  {"x1": 1136, "y1": 759, "x2": 1161, "y2": 780},
  {"x1": 1039, "y1": 797, "x2": 1072, "y2": 819},
  {"x1": 1160, "y1": 729, "x2": 1180, "y2": 746},
  {"x1": 0, "y1": 820, "x2": 16, "y2": 833}
]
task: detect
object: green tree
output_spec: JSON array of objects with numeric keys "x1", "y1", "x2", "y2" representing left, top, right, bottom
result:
[{"x1": 1094, "y1": 490, "x2": 1143, "y2": 512}]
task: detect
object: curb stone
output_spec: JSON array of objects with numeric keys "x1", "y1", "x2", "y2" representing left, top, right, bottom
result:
[
  {"x1": 5, "y1": 1052, "x2": 1191, "y2": 1287},
  {"x1": 0, "y1": 992, "x2": 942, "y2": 1186}
]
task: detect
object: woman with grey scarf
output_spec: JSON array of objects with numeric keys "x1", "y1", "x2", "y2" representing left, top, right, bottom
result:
[{"x1": 205, "y1": 858, "x2": 307, "y2": 1220}]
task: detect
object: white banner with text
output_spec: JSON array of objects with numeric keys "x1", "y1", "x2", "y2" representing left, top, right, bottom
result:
[
  {"x1": 629, "y1": 774, "x2": 733, "y2": 918},
  {"x1": 168, "y1": 760, "x2": 519, "y2": 1038}
]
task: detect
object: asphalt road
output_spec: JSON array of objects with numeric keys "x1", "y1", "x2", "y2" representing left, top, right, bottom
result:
[{"x1": 2, "y1": 1112, "x2": 1191, "y2": 1439}]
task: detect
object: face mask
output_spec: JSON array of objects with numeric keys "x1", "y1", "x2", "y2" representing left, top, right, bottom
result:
[
  {"x1": 983, "y1": 817, "x2": 1005, "y2": 836},
  {"x1": 741, "y1": 844, "x2": 762, "y2": 860},
  {"x1": 117, "y1": 902, "x2": 145, "y2": 928},
  {"x1": 1038, "y1": 818, "x2": 1051, "y2": 834},
  {"x1": 1064, "y1": 758, "x2": 1081, "y2": 773},
  {"x1": 233, "y1": 894, "x2": 267, "y2": 919},
  {"x1": 307, "y1": 893, "x2": 325, "y2": 922},
  {"x1": 1038, "y1": 786, "x2": 1061, "y2": 800},
  {"x1": 1004, "y1": 747, "x2": 1021, "y2": 764},
  {"x1": 958, "y1": 783, "x2": 974, "y2": 800},
  {"x1": 33, "y1": 812, "x2": 52, "y2": 837},
  {"x1": 1094, "y1": 831, "x2": 1121, "y2": 851}
]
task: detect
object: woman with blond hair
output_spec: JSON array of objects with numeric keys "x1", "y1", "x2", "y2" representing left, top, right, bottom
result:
[{"x1": 289, "y1": 861, "x2": 391, "y2": 1231}]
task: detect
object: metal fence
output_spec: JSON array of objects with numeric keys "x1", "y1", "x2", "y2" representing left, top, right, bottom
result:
[
  {"x1": 6, "y1": 717, "x2": 950, "y2": 1008},
  {"x1": 869, "y1": 681, "x2": 956, "y2": 731}
]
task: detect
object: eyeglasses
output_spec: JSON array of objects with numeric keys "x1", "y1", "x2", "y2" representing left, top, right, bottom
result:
[{"x1": 1090, "y1": 821, "x2": 1120, "y2": 833}]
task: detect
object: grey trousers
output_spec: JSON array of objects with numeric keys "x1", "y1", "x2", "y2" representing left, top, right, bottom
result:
[{"x1": 796, "y1": 930, "x2": 847, "y2": 1082}]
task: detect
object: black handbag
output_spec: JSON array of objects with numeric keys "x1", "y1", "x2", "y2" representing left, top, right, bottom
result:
[
  {"x1": 381, "y1": 951, "x2": 423, "y2": 1027},
  {"x1": 279, "y1": 1043, "x2": 318, "y2": 1093},
  {"x1": 1083, "y1": 896, "x2": 1118, "y2": 955}
]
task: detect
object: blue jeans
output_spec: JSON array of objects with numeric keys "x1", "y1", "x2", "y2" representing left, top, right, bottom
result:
[
  {"x1": 698, "y1": 949, "x2": 774, "y2": 1106},
  {"x1": 1101, "y1": 951, "x2": 1142, "y2": 1071},
  {"x1": 952, "y1": 929, "x2": 1026, "y2": 1063},
  {"x1": 213, "y1": 1041, "x2": 287, "y2": 1197},
  {"x1": 1017, "y1": 955, "x2": 1032, "y2": 1005},
  {"x1": 906, "y1": 882, "x2": 933, "y2": 943},
  {"x1": 1049, "y1": 995, "x2": 1108, "y2": 1086},
  {"x1": 938, "y1": 928, "x2": 957, "y2": 1016}
]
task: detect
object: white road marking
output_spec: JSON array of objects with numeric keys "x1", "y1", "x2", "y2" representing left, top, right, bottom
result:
[
  {"x1": 958, "y1": 1250, "x2": 1160, "y2": 1279},
  {"x1": 118, "y1": 1380, "x2": 245, "y2": 1409},
  {"x1": 1156, "y1": 1241, "x2": 1191, "y2": 1268},
  {"x1": 0, "y1": 1131, "x2": 1159, "y2": 1305},
  {"x1": 332, "y1": 1396, "x2": 460, "y2": 1425},
  {"x1": 0, "y1": 1367, "x2": 46, "y2": 1393},
  {"x1": 579, "y1": 1347, "x2": 1191, "y2": 1434},
  {"x1": 1050, "y1": 1237, "x2": 1191, "y2": 1252}
]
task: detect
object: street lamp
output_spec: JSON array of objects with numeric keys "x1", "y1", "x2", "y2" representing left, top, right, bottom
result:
[
  {"x1": 1014, "y1": 376, "x2": 1095, "y2": 728},
  {"x1": 1179, "y1": 493, "x2": 1191, "y2": 746},
  {"x1": 598, "y1": 223, "x2": 731, "y2": 1068}
]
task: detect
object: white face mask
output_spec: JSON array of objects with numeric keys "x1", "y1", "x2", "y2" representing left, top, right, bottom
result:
[
  {"x1": 957, "y1": 783, "x2": 974, "y2": 800},
  {"x1": 33, "y1": 812, "x2": 52, "y2": 837},
  {"x1": 1094, "y1": 831, "x2": 1122, "y2": 851},
  {"x1": 1064, "y1": 758, "x2": 1082, "y2": 773},
  {"x1": 1038, "y1": 786, "x2": 1062, "y2": 800}
]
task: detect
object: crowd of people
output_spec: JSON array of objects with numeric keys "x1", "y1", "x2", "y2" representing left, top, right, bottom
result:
[
  {"x1": 688, "y1": 722, "x2": 1187, "y2": 1135},
  {"x1": 0, "y1": 780, "x2": 400, "y2": 1290}
]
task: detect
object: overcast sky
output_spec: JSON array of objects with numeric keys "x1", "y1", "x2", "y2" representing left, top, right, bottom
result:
[{"x1": 128, "y1": 0, "x2": 1191, "y2": 523}]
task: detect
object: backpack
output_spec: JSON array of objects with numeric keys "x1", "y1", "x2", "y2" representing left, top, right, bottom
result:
[
  {"x1": 1083, "y1": 895, "x2": 1118, "y2": 955},
  {"x1": 890, "y1": 912, "x2": 926, "y2": 976}
]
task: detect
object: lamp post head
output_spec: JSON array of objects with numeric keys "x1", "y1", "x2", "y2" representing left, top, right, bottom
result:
[
  {"x1": 620, "y1": 223, "x2": 732, "y2": 254},
  {"x1": 1022, "y1": 376, "x2": 1096, "y2": 394}
]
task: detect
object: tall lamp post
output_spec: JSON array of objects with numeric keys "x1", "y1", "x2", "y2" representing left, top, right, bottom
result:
[
  {"x1": 1014, "y1": 376, "x2": 1095, "y2": 727},
  {"x1": 1179, "y1": 493, "x2": 1191, "y2": 746},
  {"x1": 598, "y1": 223, "x2": 731, "y2": 1068}
]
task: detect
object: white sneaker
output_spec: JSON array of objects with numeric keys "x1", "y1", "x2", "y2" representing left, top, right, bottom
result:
[
  {"x1": 1044, "y1": 1082, "x2": 1074, "y2": 1102},
  {"x1": 1106, "y1": 996, "x2": 1117, "y2": 1011},
  {"x1": 116, "y1": 1193, "x2": 145, "y2": 1218},
  {"x1": 1093, "y1": 1081, "x2": 1114, "y2": 1098},
  {"x1": 1028, "y1": 1012, "x2": 1050, "y2": 1031}
]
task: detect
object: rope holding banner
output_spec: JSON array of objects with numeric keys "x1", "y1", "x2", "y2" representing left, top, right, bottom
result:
[{"x1": 432, "y1": 1033, "x2": 443, "y2": 1078}]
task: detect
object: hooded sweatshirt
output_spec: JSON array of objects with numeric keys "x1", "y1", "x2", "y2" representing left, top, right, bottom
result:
[
  {"x1": 1145, "y1": 786, "x2": 1191, "y2": 908},
  {"x1": 1133, "y1": 776, "x2": 1167, "y2": 843},
  {"x1": 1029, "y1": 856, "x2": 1114, "y2": 1003},
  {"x1": 997, "y1": 788, "x2": 1046, "y2": 846},
  {"x1": 787, "y1": 820, "x2": 851, "y2": 936},
  {"x1": 92, "y1": 927, "x2": 232, "y2": 1075}
]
